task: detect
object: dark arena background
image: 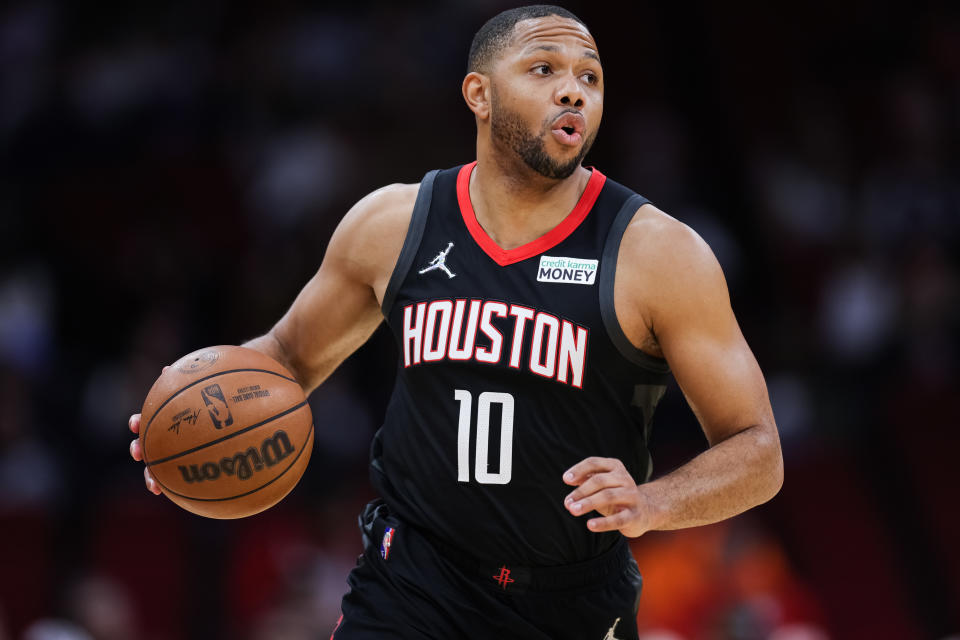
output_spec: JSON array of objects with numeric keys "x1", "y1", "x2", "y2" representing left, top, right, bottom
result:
[{"x1": 1, "y1": 1, "x2": 958, "y2": 639}]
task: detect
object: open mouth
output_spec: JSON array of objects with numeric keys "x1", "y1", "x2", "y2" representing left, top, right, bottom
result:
[
  {"x1": 551, "y1": 111, "x2": 586, "y2": 146},
  {"x1": 551, "y1": 113, "x2": 585, "y2": 147}
]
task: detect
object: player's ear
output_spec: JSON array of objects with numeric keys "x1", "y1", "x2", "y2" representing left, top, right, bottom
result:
[{"x1": 462, "y1": 72, "x2": 490, "y2": 120}]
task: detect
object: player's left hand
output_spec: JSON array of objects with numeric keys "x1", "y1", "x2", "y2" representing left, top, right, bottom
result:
[{"x1": 563, "y1": 457, "x2": 660, "y2": 537}]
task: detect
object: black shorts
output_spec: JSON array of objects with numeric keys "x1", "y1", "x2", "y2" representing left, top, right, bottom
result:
[{"x1": 330, "y1": 499, "x2": 644, "y2": 640}]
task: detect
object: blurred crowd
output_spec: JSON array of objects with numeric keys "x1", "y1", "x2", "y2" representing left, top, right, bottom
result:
[{"x1": 0, "y1": 1, "x2": 957, "y2": 639}]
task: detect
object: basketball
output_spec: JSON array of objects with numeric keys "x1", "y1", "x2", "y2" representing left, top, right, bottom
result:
[{"x1": 139, "y1": 345, "x2": 314, "y2": 519}]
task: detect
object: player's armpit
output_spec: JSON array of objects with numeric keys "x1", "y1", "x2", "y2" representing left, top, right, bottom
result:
[{"x1": 250, "y1": 183, "x2": 421, "y2": 394}]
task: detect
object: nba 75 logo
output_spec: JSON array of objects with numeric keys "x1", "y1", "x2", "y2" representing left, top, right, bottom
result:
[{"x1": 201, "y1": 383, "x2": 234, "y2": 429}]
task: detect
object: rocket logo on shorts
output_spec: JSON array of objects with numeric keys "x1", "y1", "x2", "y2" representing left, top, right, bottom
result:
[
  {"x1": 493, "y1": 566, "x2": 515, "y2": 590},
  {"x1": 380, "y1": 527, "x2": 395, "y2": 560}
]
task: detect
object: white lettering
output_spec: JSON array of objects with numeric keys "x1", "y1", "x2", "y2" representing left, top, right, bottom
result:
[
  {"x1": 558, "y1": 320, "x2": 588, "y2": 387},
  {"x1": 475, "y1": 301, "x2": 508, "y2": 363},
  {"x1": 507, "y1": 305, "x2": 535, "y2": 369},
  {"x1": 529, "y1": 312, "x2": 560, "y2": 378},
  {"x1": 403, "y1": 303, "x2": 426, "y2": 366},
  {"x1": 448, "y1": 299, "x2": 481, "y2": 361},
  {"x1": 423, "y1": 300, "x2": 453, "y2": 362},
  {"x1": 474, "y1": 391, "x2": 514, "y2": 484},
  {"x1": 455, "y1": 389, "x2": 472, "y2": 482},
  {"x1": 402, "y1": 299, "x2": 589, "y2": 388}
]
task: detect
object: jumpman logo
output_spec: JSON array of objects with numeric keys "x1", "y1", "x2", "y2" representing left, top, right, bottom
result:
[
  {"x1": 602, "y1": 617, "x2": 623, "y2": 640},
  {"x1": 492, "y1": 565, "x2": 514, "y2": 590},
  {"x1": 419, "y1": 242, "x2": 456, "y2": 279}
]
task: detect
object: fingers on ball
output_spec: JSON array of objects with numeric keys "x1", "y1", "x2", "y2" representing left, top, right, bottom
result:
[{"x1": 143, "y1": 468, "x2": 160, "y2": 494}]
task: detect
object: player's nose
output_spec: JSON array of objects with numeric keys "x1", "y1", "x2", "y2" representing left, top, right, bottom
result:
[{"x1": 555, "y1": 73, "x2": 584, "y2": 109}]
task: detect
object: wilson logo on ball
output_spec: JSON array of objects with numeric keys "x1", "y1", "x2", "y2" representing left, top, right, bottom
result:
[{"x1": 177, "y1": 430, "x2": 295, "y2": 483}]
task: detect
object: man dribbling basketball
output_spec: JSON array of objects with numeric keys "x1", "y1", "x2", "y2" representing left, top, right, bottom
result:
[{"x1": 129, "y1": 6, "x2": 783, "y2": 638}]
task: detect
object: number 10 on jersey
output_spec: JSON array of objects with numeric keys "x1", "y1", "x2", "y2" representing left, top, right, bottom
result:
[{"x1": 454, "y1": 390, "x2": 514, "y2": 484}]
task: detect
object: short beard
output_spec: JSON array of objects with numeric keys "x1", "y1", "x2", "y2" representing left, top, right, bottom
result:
[{"x1": 490, "y1": 89, "x2": 596, "y2": 180}]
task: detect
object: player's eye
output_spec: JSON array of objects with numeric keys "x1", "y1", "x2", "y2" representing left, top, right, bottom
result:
[
  {"x1": 582, "y1": 72, "x2": 599, "y2": 85},
  {"x1": 532, "y1": 64, "x2": 551, "y2": 76}
]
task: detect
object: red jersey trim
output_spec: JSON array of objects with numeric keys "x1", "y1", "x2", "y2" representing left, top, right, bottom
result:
[{"x1": 456, "y1": 161, "x2": 607, "y2": 267}]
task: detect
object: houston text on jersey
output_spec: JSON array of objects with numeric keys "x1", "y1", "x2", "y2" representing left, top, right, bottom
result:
[{"x1": 401, "y1": 299, "x2": 588, "y2": 388}]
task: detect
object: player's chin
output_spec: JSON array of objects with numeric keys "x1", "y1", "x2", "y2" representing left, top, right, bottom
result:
[{"x1": 542, "y1": 143, "x2": 582, "y2": 169}]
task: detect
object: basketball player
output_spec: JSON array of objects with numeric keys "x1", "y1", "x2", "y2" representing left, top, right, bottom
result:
[{"x1": 129, "y1": 6, "x2": 783, "y2": 638}]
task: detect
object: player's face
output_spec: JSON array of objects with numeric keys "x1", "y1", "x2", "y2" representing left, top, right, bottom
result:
[{"x1": 489, "y1": 16, "x2": 603, "y2": 180}]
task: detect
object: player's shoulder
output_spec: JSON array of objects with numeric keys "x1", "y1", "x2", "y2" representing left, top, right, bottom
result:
[
  {"x1": 331, "y1": 182, "x2": 419, "y2": 248},
  {"x1": 363, "y1": 181, "x2": 421, "y2": 211},
  {"x1": 345, "y1": 182, "x2": 421, "y2": 231},
  {"x1": 623, "y1": 202, "x2": 705, "y2": 253},
  {"x1": 325, "y1": 182, "x2": 421, "y2": 285},
  {"x1": 619, "y1": 201, "x2": 725, "y2": 292}
]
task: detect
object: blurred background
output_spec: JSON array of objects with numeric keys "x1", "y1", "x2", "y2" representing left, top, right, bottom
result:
[{"x1": 0, "y1": 0, "x2": 958, "y2": 638}]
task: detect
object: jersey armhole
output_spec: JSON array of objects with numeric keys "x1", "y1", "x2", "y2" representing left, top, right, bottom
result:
[
  {"x1": 598, "y1": 194, "x2": 671, "y2": 375},
  {"x1": 380, "y1": 169, "x2": 438, "y2": 316}
]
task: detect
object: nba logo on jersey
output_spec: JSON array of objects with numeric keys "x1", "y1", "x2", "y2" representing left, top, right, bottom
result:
[{"x1": 380, "y1": 527, "x2": 395, "y2": 560}]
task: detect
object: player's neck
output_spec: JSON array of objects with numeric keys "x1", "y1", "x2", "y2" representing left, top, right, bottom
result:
[{"x1": 468, "y1": 155, "x2": 592, "y2": 251}]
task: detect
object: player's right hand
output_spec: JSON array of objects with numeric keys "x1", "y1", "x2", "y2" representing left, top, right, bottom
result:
[
  {"x1": 129, "y1": 413, "x2": 161, "y2": 495},
  {"x1": 128, "y1": 365, "x2": 169, "y2": 495}
]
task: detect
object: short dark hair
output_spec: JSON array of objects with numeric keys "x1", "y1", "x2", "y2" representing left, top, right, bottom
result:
[{"x1": 467, "y1": 5, "x2": 588, "y2": 74}]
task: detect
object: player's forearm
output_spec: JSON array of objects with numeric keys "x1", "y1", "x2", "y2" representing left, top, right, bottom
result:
[
  {"x1": 242, "y1": 329, "x2": 357, "y2": 395},
  {"x1": 242, "y1": 332, "x2": 309, "y2": 389},
  {"x1": 640, "y1": 422, "x2": 783, "y2": 531}
]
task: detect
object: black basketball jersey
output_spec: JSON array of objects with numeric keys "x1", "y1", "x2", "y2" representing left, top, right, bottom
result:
[{"x1": 372, "y1": 162, "x2": 671, "y2": 567}]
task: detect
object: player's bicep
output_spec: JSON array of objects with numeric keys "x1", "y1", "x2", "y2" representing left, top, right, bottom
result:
[
  {"x1": 661, "y1": 309, "x2": 772, "y2": 446},
  {"x1": 648, "y1": 229, "x2": 774, "y2": 445},
  {"x1": 273, "y1": 254, "x2": 382, "y2": 392},
  {"x1": 269, "y1": 188, "x2": 412, "y2": 392}
]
